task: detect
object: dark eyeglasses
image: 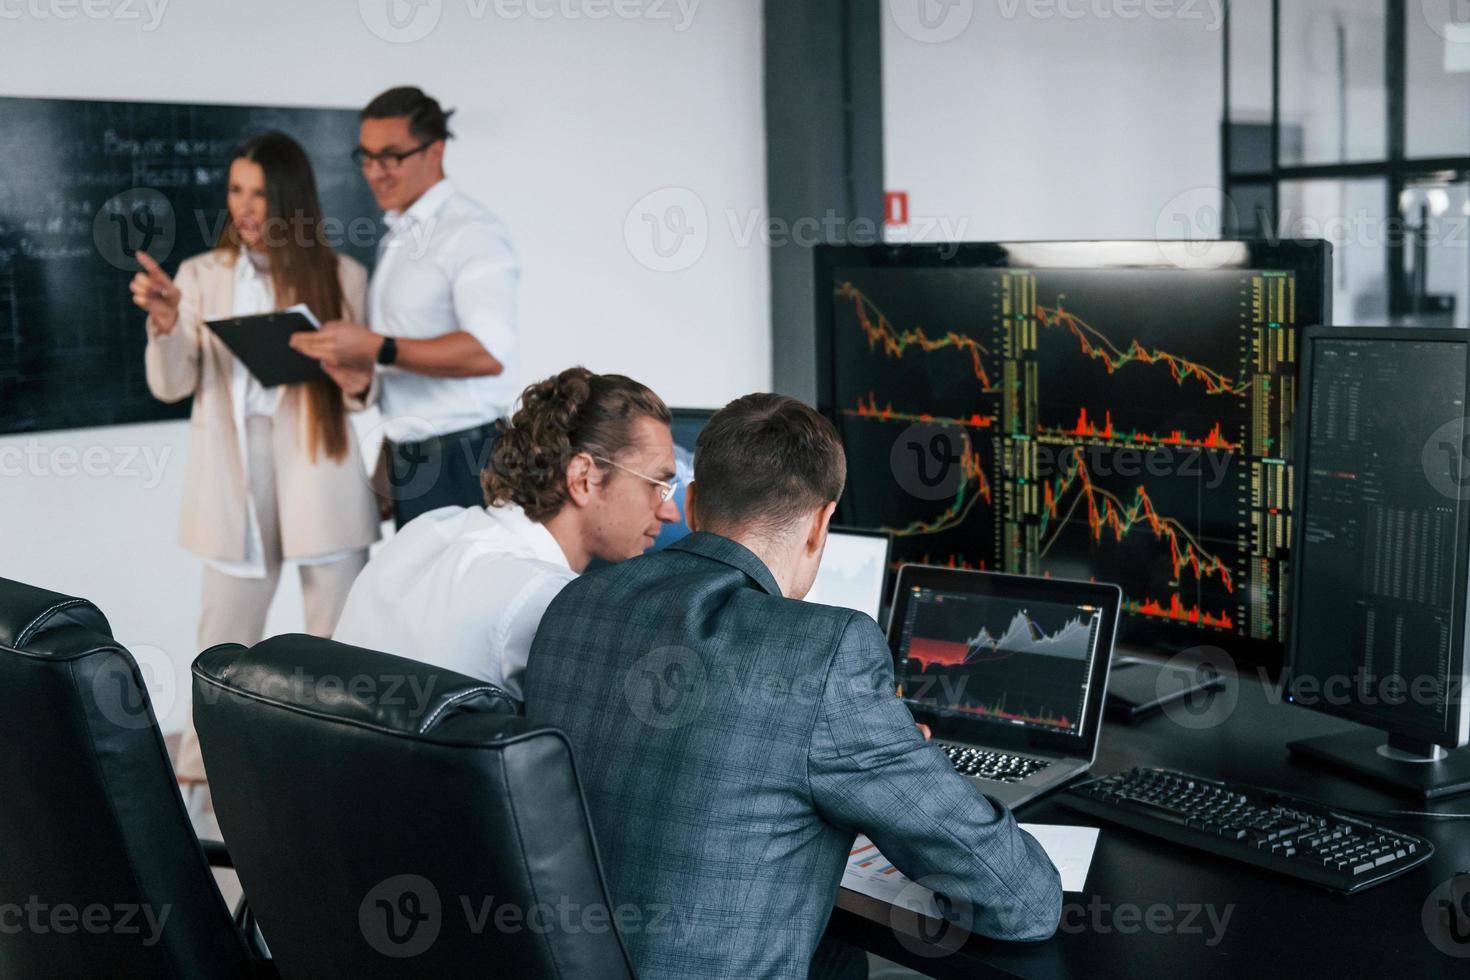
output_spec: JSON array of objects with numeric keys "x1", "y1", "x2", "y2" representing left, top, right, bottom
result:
[{"x1": 351, "y1": 140, "x2": 434, "y2": 171}]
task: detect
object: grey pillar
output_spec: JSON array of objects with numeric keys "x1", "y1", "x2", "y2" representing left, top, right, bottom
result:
[{"x1": 764, "y1": 0, "x2": 885, "y2": 403}]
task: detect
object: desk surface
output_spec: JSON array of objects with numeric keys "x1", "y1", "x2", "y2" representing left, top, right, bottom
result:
[{"x1": 829, "y1": 674, "x2": 1470, "y2": 979}]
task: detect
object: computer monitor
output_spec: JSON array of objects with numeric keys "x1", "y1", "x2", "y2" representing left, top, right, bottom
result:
[
  {"x1": 815, "y1": 240, "x2": 1332, "y2": 677},
  {"x1": 649, "y1": 408, "x2": 713, "y2": 552},
  {"x1": 1286, "y1": 326, "x2": 1470, "y2": 798},
  {"x1": 804, "y1": 527, "x2": 891, "y2": 623}
]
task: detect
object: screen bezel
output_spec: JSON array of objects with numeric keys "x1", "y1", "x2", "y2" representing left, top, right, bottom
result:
[
  {"x1": 813, "y1": 239, "x2": 1333, "y2": 680},
  {"x1": 886, "y1": 564, "x2": 1121, "y2": 757},
  {"x1": 1285, "y1": 325, "x2": 1470, "y2": 748}
]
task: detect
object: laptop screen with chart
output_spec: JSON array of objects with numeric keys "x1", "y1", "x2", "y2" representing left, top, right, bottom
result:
[
  {"x1": 887, "y1": 565, "x2": 1120, "y2": 806},
  {"x1": 888, "y1": 565, "x2": 1120, "y2": 753},
  {"x1": 803, "y1": 528, "x2": 891, "y2": 622}
]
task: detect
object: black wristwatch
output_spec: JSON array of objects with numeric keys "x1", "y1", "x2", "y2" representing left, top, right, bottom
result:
[{"x1": 376, "y1": 335, "x2": 398, "y2": 366}]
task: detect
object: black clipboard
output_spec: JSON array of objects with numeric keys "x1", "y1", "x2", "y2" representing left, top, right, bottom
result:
[{"x1": 205, "y1": 311, "x2": 328, "y2": 387}]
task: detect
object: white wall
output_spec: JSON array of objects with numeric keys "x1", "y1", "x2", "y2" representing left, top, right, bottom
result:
[
  {"x1": 882, "y1": 0, "x2": 1223, "y2": 242},
  {"x1": 0, "y1": 0, "x2": 768, "y2": 732}
]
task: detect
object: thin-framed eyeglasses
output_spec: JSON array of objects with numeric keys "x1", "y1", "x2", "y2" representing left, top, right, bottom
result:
[{"x1": 592, "y1": 455, "x2": 679, "y2": 503}]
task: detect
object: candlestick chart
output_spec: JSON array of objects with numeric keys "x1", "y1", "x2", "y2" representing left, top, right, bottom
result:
[{"x1": 827, "y1": 263, "x2": 1301, "y2": 656}]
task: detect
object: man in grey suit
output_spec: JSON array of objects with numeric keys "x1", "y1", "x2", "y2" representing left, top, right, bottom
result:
[{"x1": 524, "y1": 394, "x2": 1062, "y2": 979}]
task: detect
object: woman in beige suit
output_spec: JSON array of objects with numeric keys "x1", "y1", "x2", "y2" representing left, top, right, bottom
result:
[{"x1": 131, "y1": 131, "x2": 380, "y2": 781}]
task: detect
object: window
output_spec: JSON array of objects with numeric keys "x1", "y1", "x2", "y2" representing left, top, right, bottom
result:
[
  {"x1": 1278, "y1": 0, "x2": 1387, "y2": 165},
  {"x1": 1223, "y1": 1, "x2": 1470, "y2": 326}
]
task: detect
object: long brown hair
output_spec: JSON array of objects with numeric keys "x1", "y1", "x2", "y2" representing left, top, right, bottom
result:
[{"x1": 217, "y1": 131, "x2": 348, "y2": 463}]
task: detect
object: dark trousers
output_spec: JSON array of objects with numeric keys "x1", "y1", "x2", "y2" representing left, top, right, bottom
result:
[{"x1": 388, "y1": 421, "x2": 499, "y2": 529}]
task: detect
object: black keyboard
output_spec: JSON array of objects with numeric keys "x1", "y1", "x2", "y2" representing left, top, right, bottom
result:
[
  {"x1": 941, "y1": 743, "x2": 1052, "y2": 783},
  {"x1": 1060, "y1": 767, "x2": 1434, "y2": 893}
]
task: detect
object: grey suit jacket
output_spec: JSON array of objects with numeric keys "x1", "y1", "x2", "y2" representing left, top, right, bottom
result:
[{"x1": 525, "y1": 532, "x2": 1062, "y2": 980}]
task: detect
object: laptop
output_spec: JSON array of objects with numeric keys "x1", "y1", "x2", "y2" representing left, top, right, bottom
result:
[
  {"x1": 887, "y1": 565, "x2": 1121, "y2": 809},
  {"x1": 804, "y1": 527, "x2": 892, "y2": 624}
]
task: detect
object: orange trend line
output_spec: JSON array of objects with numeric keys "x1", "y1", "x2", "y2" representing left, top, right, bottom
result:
[
  {"x1": 837, "y1": 282, "x2": 995, "y2": 391},
  {"x1": 1036, "y1": 303, "x2": 1250, "y2": 398},
  {"x1": 882, "y1": 437, "x2": 992, "y2": 538},
  {"x1": 1040, "y1": 448, "x2": 1234, "y2": 592},
  {"x1": 844, "y1": 392, "x2": 995, "y2": 429}
]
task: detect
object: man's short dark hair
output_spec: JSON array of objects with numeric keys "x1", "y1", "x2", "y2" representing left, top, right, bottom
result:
[
  {"x1": 693, "y1": 394, "x2": 846, "y2": 536},
  {"x1": 361, "y1": 86, "x2": 455, "y2": 143}
]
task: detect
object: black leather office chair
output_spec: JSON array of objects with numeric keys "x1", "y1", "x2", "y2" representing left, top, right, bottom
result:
[
  {"x1": 0, "y1": 576, "x2": 272, "y2": 980},
  {"x1": 193, "y1": 633, "x2": 638, "y2": 980}
]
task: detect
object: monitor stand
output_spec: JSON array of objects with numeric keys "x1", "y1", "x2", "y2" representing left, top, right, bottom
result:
[{"x1": 1287, "y1": 731, "x2": 1470, "y2": 799}]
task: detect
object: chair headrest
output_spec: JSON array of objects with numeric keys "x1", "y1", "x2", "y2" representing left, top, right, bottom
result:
[
  {"x1": 0, "y1": 576, "x2": 111, "y2": 651},
  {"x1": 193, "y1": 633, "x2": 517, "y2": 736}
]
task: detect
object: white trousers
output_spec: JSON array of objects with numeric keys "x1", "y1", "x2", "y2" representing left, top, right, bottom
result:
[{"x1": 176, "y1": 416, "x2": 368, "y2": 782}]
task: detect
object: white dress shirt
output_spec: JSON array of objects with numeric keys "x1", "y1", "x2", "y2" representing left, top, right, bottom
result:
[
  {"x1": 369, "y1": 179, "x2": 520, "y2": 443},
  {"x1": 331, "y1": 504, "x2": 575, "y2": 701}
]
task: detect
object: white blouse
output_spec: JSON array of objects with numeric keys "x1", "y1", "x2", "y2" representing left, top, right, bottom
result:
[{"x1": 206, "y1": 250, "x2": 354, "y2": 579}]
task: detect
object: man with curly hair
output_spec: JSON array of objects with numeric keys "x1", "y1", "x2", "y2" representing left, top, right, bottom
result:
[{"x1": 333, "y1": 366, "x2": 679, "y2": 703}]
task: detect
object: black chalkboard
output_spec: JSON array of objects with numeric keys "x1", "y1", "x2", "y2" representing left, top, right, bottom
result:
[{"x1": 0, "y1": 96, "x2": 381, "y2": 434}]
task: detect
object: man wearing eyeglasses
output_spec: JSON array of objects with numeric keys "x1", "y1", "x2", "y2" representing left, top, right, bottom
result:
[
  {"x1": 334, "y1": 367, "x2": 680, "y2": 704},
  {"x1": 291, "y1": 86, "x2": 518, "y2": 528}
]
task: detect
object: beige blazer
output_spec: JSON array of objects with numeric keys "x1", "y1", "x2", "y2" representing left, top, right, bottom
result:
[{"x1": 145, "y1": 249, "x2": 381, "y2": 563}]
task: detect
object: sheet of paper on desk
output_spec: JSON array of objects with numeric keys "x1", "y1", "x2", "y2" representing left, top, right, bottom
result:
[
  {"x1": 841, "y1": 824, "x2": 1099, "y2": 913},
  {"x1": 1017, "y1": 823, "x2": 1100, "y2": 891}
]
